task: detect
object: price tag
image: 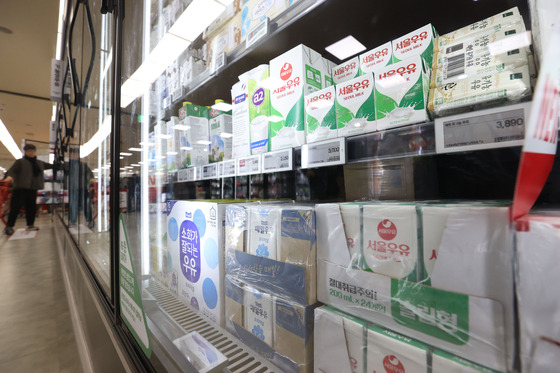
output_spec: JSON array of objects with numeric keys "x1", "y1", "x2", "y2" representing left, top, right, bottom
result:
[
  {"x1": 246, "y1": 18, "x2": 269, "y2": 48},
  {"x1": 237, "y1": 155, "x2": 261, "y2": 176},
  {"x1": 187, "y1": 167, "x2": 196, "y2": 181},
  {"x1": 163, "y1": 95, "x2": 171, "y2": 109},
  {"x1": 202, "y1": 163, "x2": 218, "y2": 179},
  {"x1": 435, "y1": 102, "x2": 529, "y2": 154},
  {"x1": 212, "y1": 52, "x2": 226, "y2": 75},
  {"x1": 177, "y1": 168, "x2": 189, "y2": 182},
  {"x1": 262, "y1": 149, "x2": 293, "y2": 173},
  {"x1": 195, "y1": 167, "x2": 202, "y2": 181},
  {"x1": 301, "y1": 138, "x2": 346, "y2": 169},
  {"x1": 222, "y1": 159, "x2": 236, "y2": 178},
  {"x1": 217, "y1": 162, "x2": 224, "y2": 178}
]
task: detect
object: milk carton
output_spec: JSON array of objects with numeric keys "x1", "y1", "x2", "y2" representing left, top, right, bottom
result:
[
  {"x1": 247, "y1": 206, "x2": 280, "y2": 260},
  {"x1": 392, "y1": 24, "x2": 437, "y2": 67},
  {"x1": 247, "y1": 65, "x2": 271, "y2": 154},
  {"x1": 359, "y1": 41, "x2": 393, "y2": 75},
  {"x1": 244, "y1": 285, "x2": 275, "y2": 347},
  {"x1": 361, "y1": 204, "x2": 419, "y2": 281},
  {"x1": 208, "y1": 103, "x2": 232, "y2": 163},
  {"x1": 167, "y1": 116, "x2": 180, "y2": 172},
  {"x1": 336, "y1": 72, "x2": 376, "y2": 137},
  {"x1": 231, "y1": 78, "x2": 251, "y2": 158},
  {"x1": 332, "y1": 56, "x2": 361, "y2": 85},
  {"x1": 304, "y1": 86, "x2": 337, "y2": 143},
  {"x1": 324, "y1": 58, "x2": 336, "y2": 87},
  {"x1": 179, "y1": 103, "x2": 210, "y2": 167},
  {"x1": 367, "y1": 325, "x2": 429, "y2": 373},
  {"x1": 375, "y1": 56, "x2": 430, "y2": 131},
  {"x1": 270, "y1": 44, "x2": 329, "y2": 150}
]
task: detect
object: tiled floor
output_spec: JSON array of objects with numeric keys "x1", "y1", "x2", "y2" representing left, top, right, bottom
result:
[{"x1": 0, "y1": 215, "x2": 83, "y2": 372}]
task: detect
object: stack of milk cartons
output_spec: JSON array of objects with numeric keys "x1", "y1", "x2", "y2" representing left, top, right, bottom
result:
[
  {"x1": 224, "y1": 203, "x2": 318, "y2": 373},
  {"x1": 315, "y1": 201, "x2": 515, "y2": 372},
  {"x1": 177, "y1": 102, "x2": 210, "y2": 167},
  {"x1": 231, "y1": 73, "x2": 251, "y2": 159},
  {"x1": 428, "y1": 7, "x2": 533, "y2": 117},
  {"x1": 315, "y1": 306, "x2": 503, "y2": 373},
  {"x1": 269, "y1": 44, "x2": 332, "y2": 150},
  {"x1": 208, "y1": 99, "x2": 232, "y2": 163}
]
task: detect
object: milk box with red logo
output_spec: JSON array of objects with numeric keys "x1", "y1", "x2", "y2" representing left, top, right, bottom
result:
[
  {"x1": 359, "y1": 42, "x2": 393, "y2": 76},
  {"x1": 392, "y1": 24, "x2": 437, "y2": 68},
  {"x1": 332, "y1": 57, "x2": 361, "y2": 85},
  {"x1": 336, "y1": 72, "x2": 376, "y2": 137},
  {"x1": 270, "y1": 44, "x2": 330, "y2": 150},
  {"x1": 304, "y1": 86, "x2": 337, "y2": 143},
  {"x1": 367, "y1": 325, "x2": 429, "y2": 373},
  {"x1": 375, "y1": 56, "x2": 430, "y2": 131},
  {"x1": 361, "y1": 204, "x2": 419, "y2": 281},
  {"x1": 231, "y1": 77, "x2": 251, "y2": 158}
]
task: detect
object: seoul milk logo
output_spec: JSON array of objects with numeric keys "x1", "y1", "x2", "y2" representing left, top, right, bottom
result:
[
  {"x1": 377, "y1": 219, "x2": 397, "y2": 240},
  {"x1": 280, "y1": 63, "x2": 293, "y2": 81},
  {"x1": 383, "y1": 355, "x2": 405, "y2": 373}
]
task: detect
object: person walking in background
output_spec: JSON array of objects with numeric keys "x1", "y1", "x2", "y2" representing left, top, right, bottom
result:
[
  {"x1": 67, "y1": 147, "x2": 95, "y2": 229},
  {"x1": 4, "y1": 144, "x2": 53, "y2": 235}
]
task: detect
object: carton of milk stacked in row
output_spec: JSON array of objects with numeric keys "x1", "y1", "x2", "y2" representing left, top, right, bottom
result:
[
  {"x1": 177, "y1": 102, "x2": 210, "y2": 167},
  {"x1": 247, "y1": 65, "x2": 271, "y2": 155},
  {"x1": 231, "y1": 75, "x2": 251, "y2": 158},
  {"x1": 208, "y1": 100, "x2": 232, "y2": 163}
]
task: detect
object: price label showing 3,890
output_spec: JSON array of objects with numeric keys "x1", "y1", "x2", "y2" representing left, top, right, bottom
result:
[
  {"x1": 435, "y1": 102, "x2": 530, "y2": 154},
  {"x1": 301, "y1": 137, "x2": 346, "y2": 168},
  {"x1": 262, "y1": 149, "x2": 293, "y2": 173}
]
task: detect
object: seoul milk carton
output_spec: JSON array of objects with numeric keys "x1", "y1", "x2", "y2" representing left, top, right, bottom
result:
[
  {"x1": 332, "y1": 56, "x2": 361, "y2": 85},
  {"x1": 392, "y1": 24, "x2": 437, "y2": 68},
  {"x1": 359, "y1": 41, "x2": 393, "y2": 75},
  {"x1": 324, "y1": 58, "x2": 336, "y2": 87},
  {"x1": 270, "y1": 44, "x2": 329, "y2": 150},
  {"x1": 208, "y1": 103, "x2": 232, "y2": 163},
  {"x1": 166, "y1": 201, "x2": 227, "y2": 326},
  {"x1": 247, "y1": 65, "x2": 271, "y2": 155},
  {"x1": 336, "y1": 72, "x2": 376, "y2": 137},
  {"x1": 231, "y1": 77, "x2": 251, "y2": 158},
  {"x1": 304, "y1": 86, "x2": 337, "y2": 143},
  {"x1": 375, "y1": 56, "x2": 430, "y2": 131}
]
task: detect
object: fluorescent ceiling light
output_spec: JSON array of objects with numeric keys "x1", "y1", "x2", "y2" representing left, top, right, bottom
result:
[
  {"x1": 258, "y1": 77, "x2": 284, "y2": 91},
  {"x1": 125, "y1": 166, "x2": 134, "y2": 169},
  {"x1": 131, "y1": 164, "x2": 140, "y2": 167},
  {"x1": 156, "y1": 155, "x2": 166, "y2": 159},
  {"x1": 155, "y1": 134, "x2": 172, "y2": 139},
  {"x1": 168, "y1": 0, "x2": 225, "y2": 42},
  {"x1": 139, "y1": 141, "x2": 155, "y2": 146},
  {"x1": 211, "y1": 102, "x2": 232, "y2": 112},
  {"x1": 149, "y1": 33, "x2": 191, "y2": 66},
  {"x1": 130, "y1": 60, "x2": 166, "y2": 84},
  {"x1": 138, "y1": 161, "x2": 144, "y2": 164},
  {"x1": 167, "y1": 151, "x2": 178, "y2": 155},
  {"x1": 197, "y1": 140, "x2": 211, "y2": 145},
  {"x1": 325, "y1": 35, "x2": 366, "y2": 60},
  {"x1": 219, "y1": 132, "x2": 233, "y2": 138},
  {"x1": 180, "y1": 146, "x2": 193, "y2": 150},
  {"x1": 120, "y1": 152, "x2": 133, "y2": 156},
  {"x1": 119, "y1": 156, "x2": 124, "y2": 159},
  {"x1": 80, "y1": 115, "x2": 112, "y2": 158},
  {"x1": 129, "y1": 147, "x2": 143, "y2": 152},
  {"x1": 172, "y1": 124, "x2": 191, "y2": 130},
  {"x1": 0, "y1": 118, "x2": 23, "y2": 159}
]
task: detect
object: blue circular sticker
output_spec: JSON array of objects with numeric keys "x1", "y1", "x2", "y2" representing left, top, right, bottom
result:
[
  {"x1": 204, "y1": 238, "x2": 219, "y2": 269},
  {"x1": 168, "y1": 217, "x2": 179, "y2": 241},
  {"x1": 193, "y1": 209, "x2": 206, "y2": 237},
  {"x1": 203, "y1": 278, "x2": 218, "y2": 309},
  {"x1": 252, "y1": 88, "x2": 265, "y2": 106}
]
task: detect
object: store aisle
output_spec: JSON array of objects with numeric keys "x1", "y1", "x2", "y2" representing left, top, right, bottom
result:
[{"x1": 0, "y1": 215, "x2": 83, "y2": 372}]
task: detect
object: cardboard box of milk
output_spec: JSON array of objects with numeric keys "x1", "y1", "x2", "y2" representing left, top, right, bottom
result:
[
  {"x1": 336, "y1": 72, "x2": 376, "y2": 137},
  {"x1": 332, "y1": 56, "x2": 361, "y2": 84},
  {"x1": 375, "y1": 56, "x2": 430, "y2": 131},
  {"x1": 231, "y1": 77, "x2": 251, "y2": 158},
  {"x1": 432, "y1": 349, "x2": 498, "y2": 372},
  {"x1": 359, "y1": 41, "x2": 393, "y2": 75},
  {"x1": 304, "y1": 86, "x2": 337, "y2": 143},
  {"x1": 247, "y1": 65, "x2": 271, "y2": 155},
  {"x1": 270, "y1": 44, "x2": 330, "y2": 150},
  {"x1": 166, "y1": 200, "x2": 227, "y2": 326},
  {"x1": 392, "y1": 23, "x2": 437, "y2": 67},
  {"x1": 208, "y1": 105, "x2": 232, "y2": 163}
]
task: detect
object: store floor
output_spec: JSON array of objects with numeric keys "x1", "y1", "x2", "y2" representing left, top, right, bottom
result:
[{"x1": 0, "y1": 214, "x2": 83, "y2": 372}]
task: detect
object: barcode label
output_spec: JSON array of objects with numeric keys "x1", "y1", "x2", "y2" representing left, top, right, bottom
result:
[
  {"x1": 495, "y1": 135, "x2": 524, "y2": 142},
  {"x1": 445, "y1": 54, "x2": 466, "y2": 79},
  {"x1": 446, "y1": 43, "x2": 464, "y2": 54}
]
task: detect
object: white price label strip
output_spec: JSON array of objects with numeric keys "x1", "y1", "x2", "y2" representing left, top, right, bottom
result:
[
  {"x1": 222, "y1": 160, "x2": 236, "y2": 178},
  {"x1": 246, "y1": 18, "x2": 269, "y2": 48},
  {"x1": 301, "y1": 138, "x2": 346, "y2": 168},
  {"x1": 435, "y1": 102, "x2": 530, "y2": 154},
  {"x1": 237, "y1": 155, "x2": 261, "y2": 176},
  {"x1": 262, "y1": 149, "x2": 293, "y2": 173},
  {"x1": 195, "y1": 167, "x2": 202, "y2": 181},
  {"x1": 202, "y1": 164, "x2": 218, "y2": 179},
  {"x1": 187, "y1": 167, "x2": 196, "y2": 181},
  {"x1": 177, "y1": 168, "x2": 189, "y2": 182}
]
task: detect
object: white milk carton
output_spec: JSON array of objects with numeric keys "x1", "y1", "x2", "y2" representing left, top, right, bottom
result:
[
  {"x1": 244, "y1": 285, "x2": 274, "y2": 347},
  {"x1": 392, "y1": 24, "x2": 437, "y2": 68},
  {"x1": 362, "y1": 204, "x2": 419, "y2": 281},
  {"x1": 208, "y1": 106, "x2": 232, "y2": 163},
  {"x1": 247, "y1": 65, "x2": 271, "y2": 155},
  {"x1": 180, "y1": 103, "x2": 210, "y2": 167},
  {"x1": 332, "y1": 56, "x2": 361, "y2": 85},
  {"x1": 167, "y1": 116, "x2": 180, "y2": 172},
  {"x1": 324, "y1": 58, "x2": 336, "y2": 87},
  {"x1": 359, "y1": 42, "x2": 393, "y2": 75},
  {"x1": 166, "y1": 201, "x2": 227, "y2": 326},
  {"x1": 339, "y1": 203, "x2": 362, "y2": 266},
  {"x1": 336, "y1": 72, "x2": 376, "y2": 137},
  {"x1": 270, "y1": 44, "x2": 329, "y2": 150},
  {"x1": 247, "y1": 206, "x2": 280, "y2": 260},
  {"x1": 367, "y1": 325, "x2": 429, "y2": 373},
  {"x1": 375, "y1": 56, "x2": 430, "y2": 131},
  {"x1": 304, "y1": 86, "x2": 337, "y2": 143},
  {"x1": 231, "y1": 77, "x2": 251, "y2": 158}
]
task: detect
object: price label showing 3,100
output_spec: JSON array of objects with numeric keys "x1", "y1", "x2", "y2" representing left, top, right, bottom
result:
[
  {"x1": 301, "y1": 137, "x2": 346, "y2": 168},
  {"x1": 262, "y1": 149, "x2": 293, "y2": 173}
]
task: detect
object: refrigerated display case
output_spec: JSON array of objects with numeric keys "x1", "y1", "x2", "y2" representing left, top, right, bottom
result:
[{"x1": 52, "y1": 0, "x2": 560, "y2": 372}]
